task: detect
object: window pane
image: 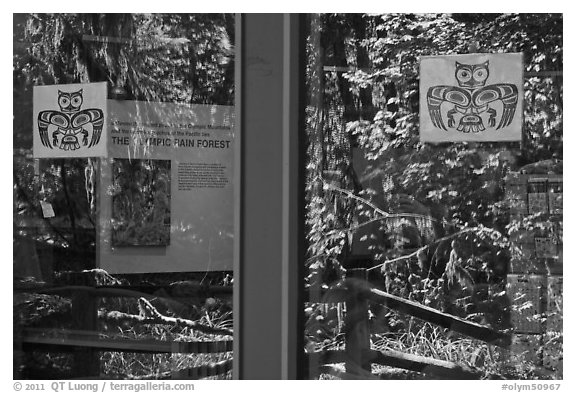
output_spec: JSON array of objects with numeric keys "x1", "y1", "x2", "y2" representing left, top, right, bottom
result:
[
  {"x1": 302, "y1": 13, "x2": 562, "y2": 380},
  {"x1": 14, "y1": 13, "x2": 235, "y2": 379}
]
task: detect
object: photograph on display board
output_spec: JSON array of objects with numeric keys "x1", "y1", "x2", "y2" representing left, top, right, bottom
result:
[{"x1": 111, "y1": 159, "x2": 171, "y2": 246}]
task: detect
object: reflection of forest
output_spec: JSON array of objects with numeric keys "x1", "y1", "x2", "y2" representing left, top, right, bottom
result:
[{"x1": 112, "y1": 159, "x2": 171, "y2": 246}]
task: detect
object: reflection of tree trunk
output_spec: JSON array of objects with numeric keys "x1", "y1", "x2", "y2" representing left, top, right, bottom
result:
[
  {"x1": 331, "y1": 26, "x2": 352, "y2": 121},
  {"x1": 13, "y1": 172, "x2": 71, "y2": 247},
  {"x1": 220, "y1": 14, "x2": 236, "y2": 106},
  {"x1": 85, "y1": 158, "x2": 97, "y2": 227},
  {"x1": 329, "y1": 16, "x2": 372, "y2": 258},
  {"x1": 333, "y1": 15, "x2": 374, "y2": 122},
  {"x1": 103, "y1": 14, "x2": 134, "y2": 87},
  {"x1": 59, "y1": 160, "x2": 78, "y2": 248},
  {"x1": 352, "y1": 14, "x2": 374, "y2": 119},
  {"x1": 309, "y1": 14, "x2": 326, "y2": 196},
  {"x1": 81, "y1": 14, "x2": 134, "y2": 84}
]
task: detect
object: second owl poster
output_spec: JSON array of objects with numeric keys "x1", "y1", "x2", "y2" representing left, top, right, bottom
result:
[{"x1": 419, "y1": 53, "x2": 523, "y2": 142}]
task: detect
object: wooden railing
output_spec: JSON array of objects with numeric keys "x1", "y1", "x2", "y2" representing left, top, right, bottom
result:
[
  {"x1": 14, "y1": 279, "x2": 233, "y2": 379},
  {"x1": 306, "y1": 268, "x2": 510, "y2": 379}
]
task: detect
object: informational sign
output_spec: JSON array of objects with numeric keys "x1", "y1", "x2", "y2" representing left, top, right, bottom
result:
[
  {"x1": 98, "y1": 101, "x2": 234, "y2": 273},
  {"x1": 420, "y1": 53, "x2": 523, "y2": 142},
  {"x1": 33, "y1": 82, "x2": 108, "y2": 157}
]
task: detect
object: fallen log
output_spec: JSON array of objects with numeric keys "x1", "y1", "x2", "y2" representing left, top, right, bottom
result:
[
  {"x1": 306, "y1": 349, "x2": 502, "y2": 380},
  {"x1": 17, "y1": 327, "x2": 233, "y2": 354},
  {"x1": 99, "y1": 309, "x2": 233, "y2": 337},
  {"x1": 369, "y1": 348, "x2": 484, "y2": 379}
]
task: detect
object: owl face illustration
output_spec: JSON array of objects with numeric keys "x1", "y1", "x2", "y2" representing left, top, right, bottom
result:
[
  {"x1": 427, "y1": 60, "x2": 518, "y2": 133},
  {"x1": 58, "y1": 89, "x2": 83, "y2": 113},
  {"x1": 455, "y1": 61, "x2": 489, "y2": 89}
]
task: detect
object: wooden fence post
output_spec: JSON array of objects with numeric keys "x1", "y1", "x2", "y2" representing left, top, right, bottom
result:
[
  {"x1": 68, "y1": 270, "x2": 105, "y2": 377},
  {"x1": 71, "y1": 291, "x2": 99, "y2": 377},
  {"x1": 344, "y1": 268, "x2": 371, "y2": 375}
]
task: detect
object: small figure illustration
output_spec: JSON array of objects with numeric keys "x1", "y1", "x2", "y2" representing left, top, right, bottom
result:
[
  {"x1": 38, "y1": 89, "x2": 104, "y2": 151},
  {"x1": 427, "y1": 61, "x2": 518, "y2": 133}
]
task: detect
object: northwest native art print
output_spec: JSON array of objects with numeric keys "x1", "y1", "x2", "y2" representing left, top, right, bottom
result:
[
  {"x1": 419, "y1": 53, "x2": 523, "y2": 142},
  {"x1": 33, "y1": 82, "x2": 108, "y2": 158}
]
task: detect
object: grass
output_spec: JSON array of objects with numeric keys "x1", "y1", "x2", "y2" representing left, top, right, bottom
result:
[
  {"x1": 14, "y1": 290, "x2": 234, "y2": 380},
  {"x1": 100, "y1": 296, "x2": 234, "y2": 379},
  {"x1": 306, "y1": 301, "x2": 562, "y2": 380},
  {"x1": 371, "y1": 321, "x2": 501, "y2": 375},
  {"x1": 373, "y1": 320, "x2": 562, "y2": 379},
  {"x1": 100, "y1": 325, "x2": 233, "y2": 379}
]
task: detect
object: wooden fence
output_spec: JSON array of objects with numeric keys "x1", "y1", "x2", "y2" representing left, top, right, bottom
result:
[
  {"x1": 14, "y1": 278, "x2": 233, "y2": 379},
  {"x1": 306, "y1": 269, "x2": 510, "y2": 379},
  {"x1": 15, "y1": 268, "x2": 510, "y2": 380}
]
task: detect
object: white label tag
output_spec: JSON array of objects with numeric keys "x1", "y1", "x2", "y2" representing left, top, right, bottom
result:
[{"x1": 40, "y1": 201, "x2": 55, "y2": 218}]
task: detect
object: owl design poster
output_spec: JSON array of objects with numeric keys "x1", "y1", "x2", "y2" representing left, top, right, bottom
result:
[
  {"x1": 419, "y1": 53, "x2": 523, "y2": 142},
  {"x1": 33, "y1": 82, "x2": 108, "y2": 157}
]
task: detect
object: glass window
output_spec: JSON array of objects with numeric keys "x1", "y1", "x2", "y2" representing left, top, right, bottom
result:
[
  {"x1": 302, "y1": 13, "x2": 562, "y2": 380},
  {"x1": 14, "y1": 13, "x2": 236, "y2": 379}
]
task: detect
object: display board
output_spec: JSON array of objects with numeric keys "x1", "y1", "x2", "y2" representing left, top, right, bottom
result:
[
  {"x1": 507, "y1": 173, "x2": 563, "y2": 276},
  {"x1": 98, "y1": 100, "x2": 234, "y2": 273},
  {"x1": 33, "y1": 82, "x2": 108, "y2": 158},
  {"x1": 505, "y1": 169, "x2": 563, "y2": 376},
  {"x1": 420, "y1": 53, "x2": 523, "y2": 142}
]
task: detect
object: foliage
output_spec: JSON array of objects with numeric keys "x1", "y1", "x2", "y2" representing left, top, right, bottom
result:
[
  {"x1": 371, "y1": 321, "x2": 530, "y2": 379},
  {"x1": 304, "y1": 13, "x2": 562, "y2": 379},
  {"x1": 16, "y1": 14, "x2": 233, "y2": 104},
  {"x1": 14, "y1": 153, "x2": 95, "y2": 251},
  {"x1": 305, "y1": 12, "x2": 562, "y2": 288}
]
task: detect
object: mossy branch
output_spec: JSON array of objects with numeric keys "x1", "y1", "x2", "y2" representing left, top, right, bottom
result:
[{"x1": 99, "y1": 298, "x2": 233, "y2": 337}]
